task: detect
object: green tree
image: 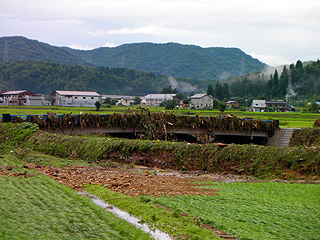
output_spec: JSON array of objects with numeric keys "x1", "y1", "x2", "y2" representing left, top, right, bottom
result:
[
  {"x1": 95, "y1": 101, "x2": 101, "y2": 111},
  {"x1": 104, "y1": 97, "x2": 111, "y2": 104},
  {"x1": 215, "y1": 82, "x2": 223, "y2": 100},
  {"x1": 207, "y1": 85, "x2": 214, "y2": 96},
  {"x1": 163, "y1": 99, "x2": 177, "y2": 110},
  {"x1": 133, "y1": 96, "x2": 141, "y2": 105},
  {"x1": 310, "y1": 101, "x2": 319, "y2": 113},
  {"x1": 218, "y1": 102, "x2": 226, "y2": 113},
  {"x1": 160, "y1": 86, "x2": 172, "y2": 94}
]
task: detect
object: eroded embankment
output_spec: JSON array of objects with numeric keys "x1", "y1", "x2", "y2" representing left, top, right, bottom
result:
[
  {"x1": 290, "y1": 128, "x2": 320, "y2": 147},
  {"x1": 1, "y1": 123, "x2": 319, "y2": 180}
]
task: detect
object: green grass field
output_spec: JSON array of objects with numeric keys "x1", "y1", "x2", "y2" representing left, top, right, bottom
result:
[
  {"x1": 150, "y1": 182, "x2": 320, "y2": 240},
  {"x1": 1, "y1": 105, "x2": 319, "y2": 128},
  {"x1": 0, "y1": 156, "x2": 152, "y2": 240}
]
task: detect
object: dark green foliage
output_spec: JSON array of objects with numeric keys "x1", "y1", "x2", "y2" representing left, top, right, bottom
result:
[
  {"x1": 95, "y1": 101, "x2": 101, "y2": 111},
  {"x1": 218, "y1": 102, "x2": 226, "y2": 113},
  {"x1": 206, "y1": 85, "x2": 214, "y2": 96},
  {"x1": 0, "y1": 36, "x2": 86, "y2": 65},
  {"x1": 226, "y1": 60, "x2": 320, "y2": 101},
  {"x1": 0, "y1": 61, "x2": 168, "y2": 95},
  {"x1": 163, "y1": 99, "x2": 178, "y2": 110},
  {"x1": 133, "y1": 96, "x2": 141, "y2": 105}
]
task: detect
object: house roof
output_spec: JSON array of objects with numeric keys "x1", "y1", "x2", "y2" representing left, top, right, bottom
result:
[
  {"x1": 143, "y1": 94, "x2": 176, "y2": 99},
  {"x1": 1, "y1": 90, "x2": 40, "y2": 96},
  {"x1": 251, "y1": 100, "x2": 266, "y2": 108},
  {"x1": 266, "y1": 100, "x2": 287, "y2": 104},
  {"x1": 2, "y1": 90, "x2": 29, "y2": 95},
  {"x1": 191, "y1": 94, "x2": 212, "y2": 99},
  {"x1": 102, "y1": 95, "x2": 134, "y2": 100},
  {"x1": 226, "y1": 101, "x2": 238, "y2": 104},
  {"x1": 53, "y1": 90, "x2": 100, "y2": 97}
]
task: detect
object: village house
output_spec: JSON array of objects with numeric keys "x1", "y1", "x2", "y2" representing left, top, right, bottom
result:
[
  {"x1": 189, "y1": 94, "x2": 213, "y2": 109},
  {"x1": 101, "y1": 95, "x2": 137, "y2": 106},
  {"x1": 51, "y1": 90, "x2": 101, "y2": 107},
  {"x1": 141, "y1": 94, "x2": 176, "y2": 106},
  {"x1": 0, "y1": 90, "x2": 45, "y2": 106},
  {"x1": 119, "y1": 96, "x2": 136, "y2": 106},
  {"x1": 226, "y1": 100, "x2": 240, "y2": 109},
  {"x1": 251, "y1": 100, "x2": 293, "y2": 112}
]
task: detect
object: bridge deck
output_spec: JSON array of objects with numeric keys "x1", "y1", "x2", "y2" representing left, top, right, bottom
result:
[{"x1": 46, "y1": 126, "x2": 269, "y2": 138}]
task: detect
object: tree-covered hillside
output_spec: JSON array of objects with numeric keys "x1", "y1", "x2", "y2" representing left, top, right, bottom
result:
[
  {"x1": 66, "y1": 42, "x2": 267, "y2": 80},
  {"x1": 0, "y1": 36, "x2": 87, "y2": 65},
  {"x1": 0, "y1": 36, "x2": 267, "y2": 80},
  {"x1": 0, "y1": 61, "x2": 170, "y2": 95}
]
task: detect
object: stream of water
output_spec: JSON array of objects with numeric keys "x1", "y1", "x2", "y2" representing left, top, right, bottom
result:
[{"x1": 80, "y1": 193, "x2": 172, "y2": 240}]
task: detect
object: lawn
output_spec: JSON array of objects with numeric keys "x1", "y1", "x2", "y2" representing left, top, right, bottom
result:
[
  {"x1": 0, "y1": 156, "x2": 152, "y2": 240},
  {"x1": 150, "y1": 181, "x2": 320, "y2": 240}
]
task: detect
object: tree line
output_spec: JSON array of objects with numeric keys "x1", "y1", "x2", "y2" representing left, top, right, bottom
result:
[{"x1": 208, "y1": 60, "x2": 320, "y2": 107}]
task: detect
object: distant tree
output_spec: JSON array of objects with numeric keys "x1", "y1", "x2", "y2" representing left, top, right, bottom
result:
[
  {"x1": 183, "y1": 98, "x2": 190, "y2": 105},
  {"x1": 295, "y1": 60, "x2": 303, "y2": 69},
  {"x1": 164, "y1": 99, "x2": 178, "y2": 110},
  {"x1": 160, "y1": 86, "x2": 172, "y2": 94},
  {"x1": 207, "y1": 85, "x2": 214, "y2": 96},
  {"x1": 176, "y1": 92, "x2": 185, "y2": 99},
  {"x1": 133, "y1": 96, "x2": 141, "y2": 105},
  {"x1": 213, "y1": 99, "x2": 220, "y2": 109},
  {"x1": 310, "y1": 101, "x2": 319, "y2": 113},
  {"x1": 214, "y1": 83, "x2": 223, "y2": 100},
  {"x1": 218, "y1": 102, "x2": 226, "y2": 113},
  {"x1": 104, "y1": 97, "x2": 111, "y2": 104},
  {"x1": 172, "y1": 88, "x2": 178, "y2": 94},
  {"x1": 222, "y1": 83, "x2": 230, "y2": 99},
  {"x1": 95, "y1": 101, "x2": 101, "y2": 111}
]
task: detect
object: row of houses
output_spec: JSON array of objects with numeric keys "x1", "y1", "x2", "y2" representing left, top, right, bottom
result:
[{"x1": 0, "y1": 90, "x2": 294, "y2": 112}]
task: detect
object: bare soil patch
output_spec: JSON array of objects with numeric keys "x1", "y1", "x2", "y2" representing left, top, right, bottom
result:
[{"x1": 28, "y1": 163, "x2": 225, "y2": 197}]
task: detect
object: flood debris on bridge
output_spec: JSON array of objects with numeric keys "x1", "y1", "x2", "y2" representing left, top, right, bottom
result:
[{"x1": 9, "y1": 111, "x2": 278, "y2": 142}]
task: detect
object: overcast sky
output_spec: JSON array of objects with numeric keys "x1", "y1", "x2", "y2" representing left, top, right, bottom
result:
[{"x1": 1, "y1": 0, "x2": 319, "y2": 66}]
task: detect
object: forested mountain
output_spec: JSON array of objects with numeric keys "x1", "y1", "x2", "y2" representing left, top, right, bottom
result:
[
  {"x1": 65, "y1": 42, "x2": 267, "y2": 79},
  {"x1": 0, "y1": 61, "x2": 216, "y2": 95},
  {"x1": 0, "y1": 36, "x2": 87, "y2": 65},
  {"x1": 0, "y1": 36, "x2": 266, "y2": 80}
]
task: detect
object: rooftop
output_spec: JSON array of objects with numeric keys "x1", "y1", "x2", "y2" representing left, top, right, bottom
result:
[{"x1": 54, "y1": 90, "x2": 100, "y2": 96}]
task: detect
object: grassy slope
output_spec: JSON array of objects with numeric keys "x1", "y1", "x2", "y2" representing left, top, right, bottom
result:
[
  {"x1": 0, "y1": 156, "x2": 152, "y2": 240},
  {"x1": 150, "y1": 182, "x2": 320, "y2": 240},
  {"x1": 1, "y1": 105, "x2": 319, "y2": 128}
]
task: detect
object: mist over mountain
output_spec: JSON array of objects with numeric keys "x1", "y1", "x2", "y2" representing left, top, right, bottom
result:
[{"x1": 0, "y1": 36, "x2": 267, "y2": 80}]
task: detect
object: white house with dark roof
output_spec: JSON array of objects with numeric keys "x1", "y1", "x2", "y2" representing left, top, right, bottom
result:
[
  {"x1": 189, "y1": 94, "x2": 213, "y2": 109},
  {"x1": 51, "y1": 90, "x2": 101, "y2": 107},
  {"x1": 0, "y1": 90, "x2": 45, "y2": 106},
  {"x1": 141, "y1": 94, "x2": 176, "y2": 106},
  {"x1": 251, "y1": 100, "x2": 293, "y2": 112},
  {"x1": 250, "y1": 100, "x2": 267, "y2": 112}
]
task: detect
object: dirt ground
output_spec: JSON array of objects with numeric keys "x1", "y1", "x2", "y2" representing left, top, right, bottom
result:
[{"x1": 26, "y1": 162, "x2": 258, "y2": 197}]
